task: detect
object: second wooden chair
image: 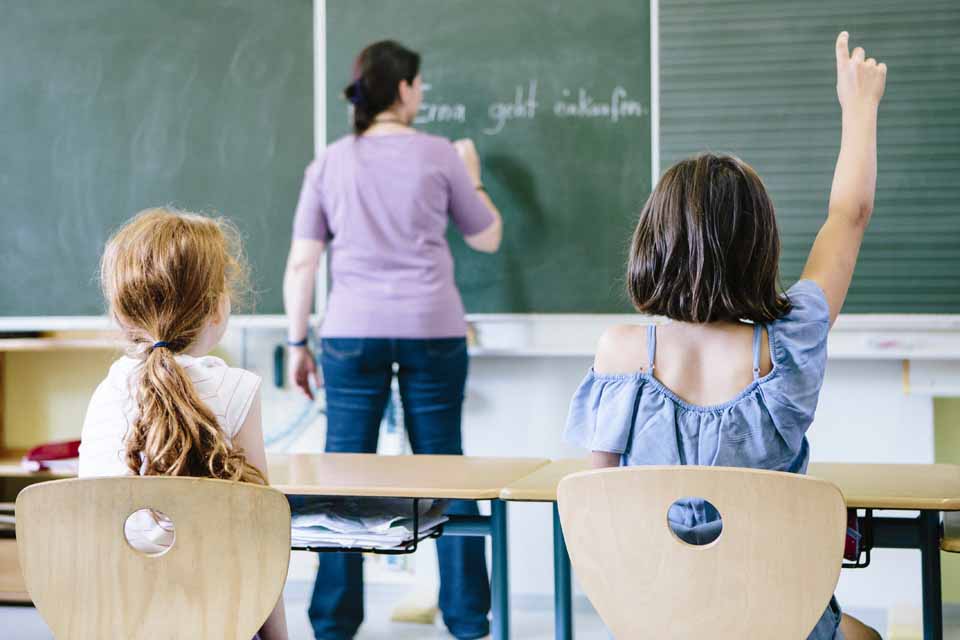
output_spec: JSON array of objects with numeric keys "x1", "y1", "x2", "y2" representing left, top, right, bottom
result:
[{"x1": 558, "y1": 465, "x2": 846, "y2": 639}]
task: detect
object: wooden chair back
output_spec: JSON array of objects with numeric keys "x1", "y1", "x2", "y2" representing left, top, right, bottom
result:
[
  {"x1": 558, "y1": 466, "x2": 846, "y2": 639},
  {"x1": 16, "y1": 476, "x2": 290, "y2": 640}
]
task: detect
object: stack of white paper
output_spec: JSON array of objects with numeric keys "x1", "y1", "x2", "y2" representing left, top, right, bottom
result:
[{"x1": 290, "y1": 497, "x2": 448, "y2": 550}]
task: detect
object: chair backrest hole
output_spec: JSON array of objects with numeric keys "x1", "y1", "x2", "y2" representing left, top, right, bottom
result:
[
  {"x1": 124, "y1": 508, "x2": 176, "y2": 557},
  {"x1": 667, "y1": 497, "x2": 722, "y2": 546}
]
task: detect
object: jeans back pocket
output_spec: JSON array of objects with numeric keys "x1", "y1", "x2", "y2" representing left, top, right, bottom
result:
[
  {"x1": 321, "y1": 338, "x2": 365, "y2": 360},
  {"x1": 425, "y1": 337, "x2": 467, "y2": 359}
]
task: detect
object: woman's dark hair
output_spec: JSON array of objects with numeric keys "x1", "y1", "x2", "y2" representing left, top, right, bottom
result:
[
  {"x1": 344, "y1": 40, "x2": 421, "y2": 134},
  {"x1": 627, "y1": 153, "x2": 792, "y2": 324}
]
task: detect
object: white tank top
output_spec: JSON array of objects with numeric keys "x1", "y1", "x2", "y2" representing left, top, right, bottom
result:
[{"x1": 79, "y1": 353, "x2": 261, "y2": 478}]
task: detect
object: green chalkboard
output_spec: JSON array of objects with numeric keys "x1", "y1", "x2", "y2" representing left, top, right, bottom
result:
[
  {"x1": 0, "y1": 0, "x2": 313, "y2": 316},
  {"x1": 326, "y1": 0, "x2": 652, "y2": 313},
  {"x1": 660, "y1": 0, "x2": 960, "y2": 313}
]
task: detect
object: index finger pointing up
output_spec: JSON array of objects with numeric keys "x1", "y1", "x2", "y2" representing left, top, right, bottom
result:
[{"x1": 836, "y1": 31, "x2": 850, "y2": 68}]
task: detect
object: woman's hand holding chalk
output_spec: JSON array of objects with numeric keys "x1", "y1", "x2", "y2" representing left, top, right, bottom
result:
[
  {"x1": 454, "y1": 138, "x2": 483, "y2": 188},
  {"x1": 835, "y1": 31, "x2": 887, "y2": 111}
]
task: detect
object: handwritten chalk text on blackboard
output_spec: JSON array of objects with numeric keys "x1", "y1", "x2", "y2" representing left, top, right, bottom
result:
[
  {"x1": 553, "y1": 86, "x2": 646, "y2": 122},
  {"x1": 483, "y1": 81, "x2": 538, "y2": 135},
  {"x1": 416, "y1": 83, "x2": 467, "y2": 125}
]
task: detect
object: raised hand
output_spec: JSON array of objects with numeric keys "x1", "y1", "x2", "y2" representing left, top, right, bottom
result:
[
  {"x1": 801, "y1": 32, "x2": 888, "y2": 326},
  {"x1": 836, "y1": 31, "x2": 887, "y2": 112}
]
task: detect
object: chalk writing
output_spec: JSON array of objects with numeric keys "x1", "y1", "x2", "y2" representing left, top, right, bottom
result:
[
  {"x1": 553, "y1": 86, "x2": 646, "y2": 122},
  {"x1": 483, "y1": 80, "x2": 538, "y2": 135},
  {"x1": 415, "y1": 83, "x2": 467, "y2": 124},
  {"x1": 350, "y1": 81, "x2": 647, "y2": 131}
]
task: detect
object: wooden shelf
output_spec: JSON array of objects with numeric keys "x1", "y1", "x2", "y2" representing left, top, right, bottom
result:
[
  {"x1": 0, "y1": 335, "x2": 119, "y2": 466},
  {"x1": 0, "y1": 458, "x2": 72, "y2": 479},
  {"x1": 0, "y1": 338, "x2": 121, "y2": 352}
]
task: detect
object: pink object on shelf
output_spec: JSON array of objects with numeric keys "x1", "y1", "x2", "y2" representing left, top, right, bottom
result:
[{"x1": 21, "y1": 440, "x2": 80, "y2": 473}]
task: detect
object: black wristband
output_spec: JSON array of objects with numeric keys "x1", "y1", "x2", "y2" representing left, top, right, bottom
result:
[{"x1": 287, "y1": 337, "x2": 308, "y2": 348}]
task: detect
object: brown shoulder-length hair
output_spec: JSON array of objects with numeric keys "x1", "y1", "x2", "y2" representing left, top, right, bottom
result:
[
  {"x1": 627, "y1": 153, "x2": 791, "y2": 323},
  {"x1": 344, "y1": 40, "x2": 421, "y2": 134},
  {"x1": 100, "y1": 207, "x2": 264, "y2": 484}
]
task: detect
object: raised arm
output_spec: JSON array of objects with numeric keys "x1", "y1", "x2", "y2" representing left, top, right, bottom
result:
[
  {"x1": 801, "y1": 32, "x2": 887, "y2": 326},
  {"x1": 453, "y1": 139, "x2": 503, "y2": 253}
]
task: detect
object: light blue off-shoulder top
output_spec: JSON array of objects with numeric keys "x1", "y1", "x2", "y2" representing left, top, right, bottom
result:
[
  {"x1": 565, "y1": 280, "x2": 831, "y2": 528},
  {"x1": 566, "y1": 279, "x2": 829, "y2": 467},
  {"x1": 564, "y1": 280, "x2": 842, "y2": 638}
]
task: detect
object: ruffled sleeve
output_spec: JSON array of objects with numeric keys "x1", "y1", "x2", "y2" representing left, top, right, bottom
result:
[
  {"x1": 760, "y1": 279, "x2": 831, "y2": 450},
  {"x1": 564, "y1": 370, "x2": 645, "y2": 454}
]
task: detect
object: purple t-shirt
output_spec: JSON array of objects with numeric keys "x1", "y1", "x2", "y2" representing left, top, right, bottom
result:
[{"x1": 292, "y1": 132, "x2": 495, "y2": 338}]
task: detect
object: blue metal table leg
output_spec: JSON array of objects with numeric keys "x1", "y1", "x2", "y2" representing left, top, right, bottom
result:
[
  {"x1": 491, "y1": 499, "x2": 510, "y2": 640},
  {"x1": 553, "y1": 503, "x2": 573, "y2": 640},
  {"x1": 920, "y1": 511, "x2": 943, "y2": 640},
  {"x1": 869, "y1": 511, "x2": 944, "y2": 640}
]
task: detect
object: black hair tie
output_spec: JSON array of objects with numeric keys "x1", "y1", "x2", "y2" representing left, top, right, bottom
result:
[
  {"x1": 152, "y1": 341, "x2": 171, "y2": 350},
  {"x1": 347, "y1": 78, "x2": 366, "y2": 106}
]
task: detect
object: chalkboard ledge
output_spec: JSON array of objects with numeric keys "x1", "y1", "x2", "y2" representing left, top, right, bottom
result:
[{"x1": 1, "y1": 314, "x2": 960, "y2": 360}]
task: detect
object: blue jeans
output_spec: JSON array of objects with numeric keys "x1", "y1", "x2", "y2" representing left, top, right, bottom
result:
[{"x1": 309, "y1": 337, "x2": 491, "y2": 640}]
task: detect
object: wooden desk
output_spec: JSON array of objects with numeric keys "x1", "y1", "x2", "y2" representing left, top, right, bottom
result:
[
  {"x1": 10, "y1": 456, "x2": 949, "y2": 638},
  {"x1": 501, "y1": 460, "x2": 960, "y2": 507},
  {"x1": 501, "y1": 460, "x2": 960, "y2": 640},
  {"x1": 1, "y1": 453, "x2": 548, "y2": 640},
  {"x1": 499, "y1": 458, "x2": 589, "y2": 502},
  {"x1": 269, "y1": 453, "x2": 548, "y2": 499},
  {"x1": 809, "y1": 463, "x2": 960, "y2": 510},
  {"x1": 270, "y1": 453, "x2": 548, "y2": 640}
]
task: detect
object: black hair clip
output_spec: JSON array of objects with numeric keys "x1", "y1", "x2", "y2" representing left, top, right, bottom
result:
[{"x1": 346, "y1": 78, "x2": 365, "y2": 106}]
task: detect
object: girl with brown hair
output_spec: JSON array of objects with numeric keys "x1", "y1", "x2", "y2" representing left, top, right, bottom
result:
[
  {"x1": 565, "y1": 32, "x2": 885, "y2": 640},
  {"x1": 79, "y1": 207, "x2": 288, "y2": 640}
]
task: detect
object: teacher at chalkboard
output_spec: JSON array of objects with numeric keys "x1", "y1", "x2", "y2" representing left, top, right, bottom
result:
[{"x1": 283, "y1": 41, "x2": 502, "y2": 640}]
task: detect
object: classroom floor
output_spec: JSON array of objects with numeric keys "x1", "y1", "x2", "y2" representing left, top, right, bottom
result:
[
  {"x1": 4, "y1": 581, "x2": 609, "y2": 640},
  {"x1": 2, "y1": 581, "x2": 958, "y2": 639}
]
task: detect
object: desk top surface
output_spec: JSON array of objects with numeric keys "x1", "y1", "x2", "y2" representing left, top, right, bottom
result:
[
  {"x1": 499, "y1": 459, "x2": 593, "y2": 502},
  {"x1": 4, "y1": 455, "x2": 956, "y2": 509},
  {"x1": 500, "y1": 459, "x2": 960, "y2": 510},
  {"x1": 268, "y1": 453, "x2": 550, "y2": 499},
  {"x1": 808, "y1": 462, "x2": 960, "y2": 510}
]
